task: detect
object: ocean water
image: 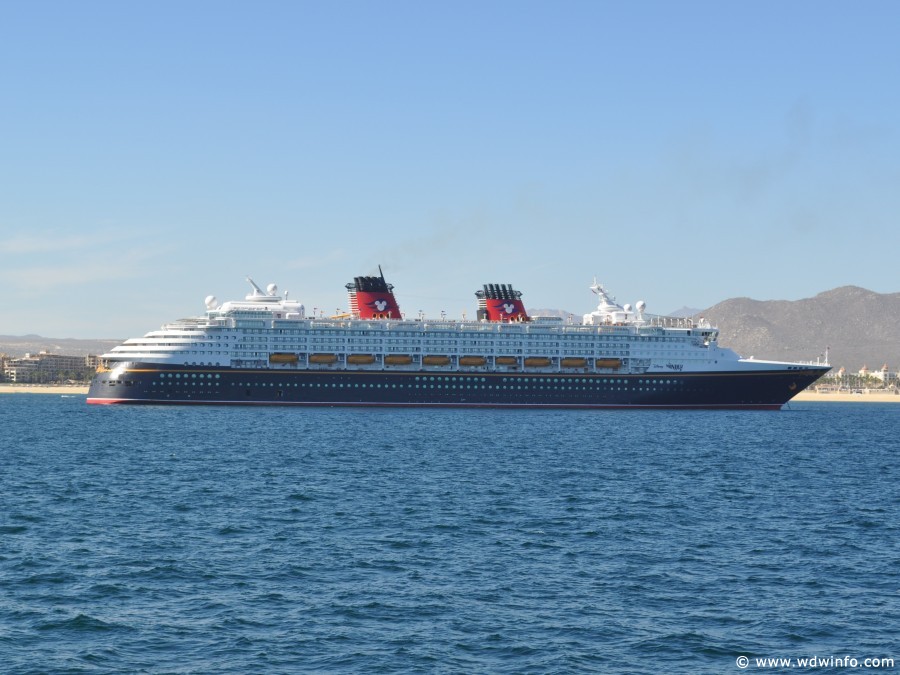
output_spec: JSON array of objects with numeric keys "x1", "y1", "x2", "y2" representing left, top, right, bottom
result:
[{"x1": 1, "y1": 396, "x2": 898, "y2": 674}]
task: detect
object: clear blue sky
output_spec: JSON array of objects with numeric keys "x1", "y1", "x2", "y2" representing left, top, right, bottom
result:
[{"x1": 2, "y1": 0, "x2": 898, "y2": 338}]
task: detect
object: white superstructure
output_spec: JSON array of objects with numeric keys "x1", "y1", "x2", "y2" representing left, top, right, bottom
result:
[{"x1": 99, "y1": 278, "x2": 823, "y2": 376}]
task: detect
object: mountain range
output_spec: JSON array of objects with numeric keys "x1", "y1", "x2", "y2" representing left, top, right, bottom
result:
[
  {"x1": 538, "y1": 285, "x2": 897, "y2": 370},
  {"x1": 0, "y1": 335, "x2": 121, "y2": 359},
  {"x1": 2, "y1": 286, "x2": 896, "y2": 370},
  {"x1": 699, "y1": 286, "x2": 899, "y2": 371}
]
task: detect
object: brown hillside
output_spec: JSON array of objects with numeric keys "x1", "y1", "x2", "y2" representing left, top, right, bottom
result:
[
  {"x1": 0, "y1": 335, "x2": 121, "y2": 358},
  {"x1": 701, "y1": 286, "x2": 900, "y2": 371}
]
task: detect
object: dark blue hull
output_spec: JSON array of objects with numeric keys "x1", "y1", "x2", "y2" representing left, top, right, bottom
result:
[{"x1": 87, "y1": 363, "x2": 829, "y2": 409}]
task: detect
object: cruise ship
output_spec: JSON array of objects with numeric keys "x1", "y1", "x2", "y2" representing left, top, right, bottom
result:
[{"x1": 87, "y1": 270, "x2": 830, "y2": 409}]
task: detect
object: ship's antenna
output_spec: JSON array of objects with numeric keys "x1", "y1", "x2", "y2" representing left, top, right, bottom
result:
[{"x1": 246, "y1": 276, "x2": 265, "y2": 296}]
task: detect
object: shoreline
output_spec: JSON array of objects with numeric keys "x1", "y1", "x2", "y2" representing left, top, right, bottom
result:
[
  {"x1": 0, "y1": 384, "x2": 89, "y2": 394},
  {"x1": 1, "y1": 384, "x2": 898, "y2": 403},
  {"x1": 791, "y1": 390, "x2": 900, "y2": 403}
]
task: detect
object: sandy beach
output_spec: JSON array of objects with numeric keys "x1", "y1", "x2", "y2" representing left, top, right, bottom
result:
[
  {"x1": 0, "y1": 384, "x2": 89, "y2": 395},
  {"x1": 792, "y1": 390, "x2": 900, "y2": 403}
]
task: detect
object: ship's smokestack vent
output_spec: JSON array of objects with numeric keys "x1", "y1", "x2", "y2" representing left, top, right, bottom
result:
[
  {"x1": 346, "y1": 266, "x2": 402, "y2": 320},
  {"x1": 474, "y1": 283, "x2": 529, "y2": 322}
]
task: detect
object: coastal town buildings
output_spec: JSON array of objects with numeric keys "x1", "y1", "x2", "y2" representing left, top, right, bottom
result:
[
  {"x1": 1, "y1": 352, "x2": 99, "y2": 383},
  {"x1": 856, "y1": 364, "x2": 895, "y2": 383},
  {"x1": 813, "y1": 365, "x2": 899, "y2": 394}
]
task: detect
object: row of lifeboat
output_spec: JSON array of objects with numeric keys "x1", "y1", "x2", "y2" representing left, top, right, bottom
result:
[{"x1": 269, "y1": 353, "x2": 621, "y2": 370}]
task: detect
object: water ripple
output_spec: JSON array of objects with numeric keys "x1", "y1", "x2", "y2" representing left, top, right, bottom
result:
[{"x1": 0, "y1": 398, "x2": 898, "y2": 672}]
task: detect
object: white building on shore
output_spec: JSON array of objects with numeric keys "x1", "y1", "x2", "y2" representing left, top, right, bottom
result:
[
  {"x1": 2, "y1": 352, "x2": 98, "y2": 383},
  {"x1": 857, "y1": 364, "x2": 894, "y2": 383}
]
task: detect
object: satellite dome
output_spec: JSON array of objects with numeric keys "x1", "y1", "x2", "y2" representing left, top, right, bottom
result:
[
  {"x1": 205, "y1": 295, "x2": 218, "y2": 309},
  {"x1": 266, "y1": 283, "x2": 278, "y2": 296},
  {"x1": 636, "y1": 300, "x2": 646, "y2": 313}
]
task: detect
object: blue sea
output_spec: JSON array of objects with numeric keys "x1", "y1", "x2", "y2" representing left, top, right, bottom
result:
[{"x1": 1, "y1": 396, "x2": 898, "y2": 673}]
